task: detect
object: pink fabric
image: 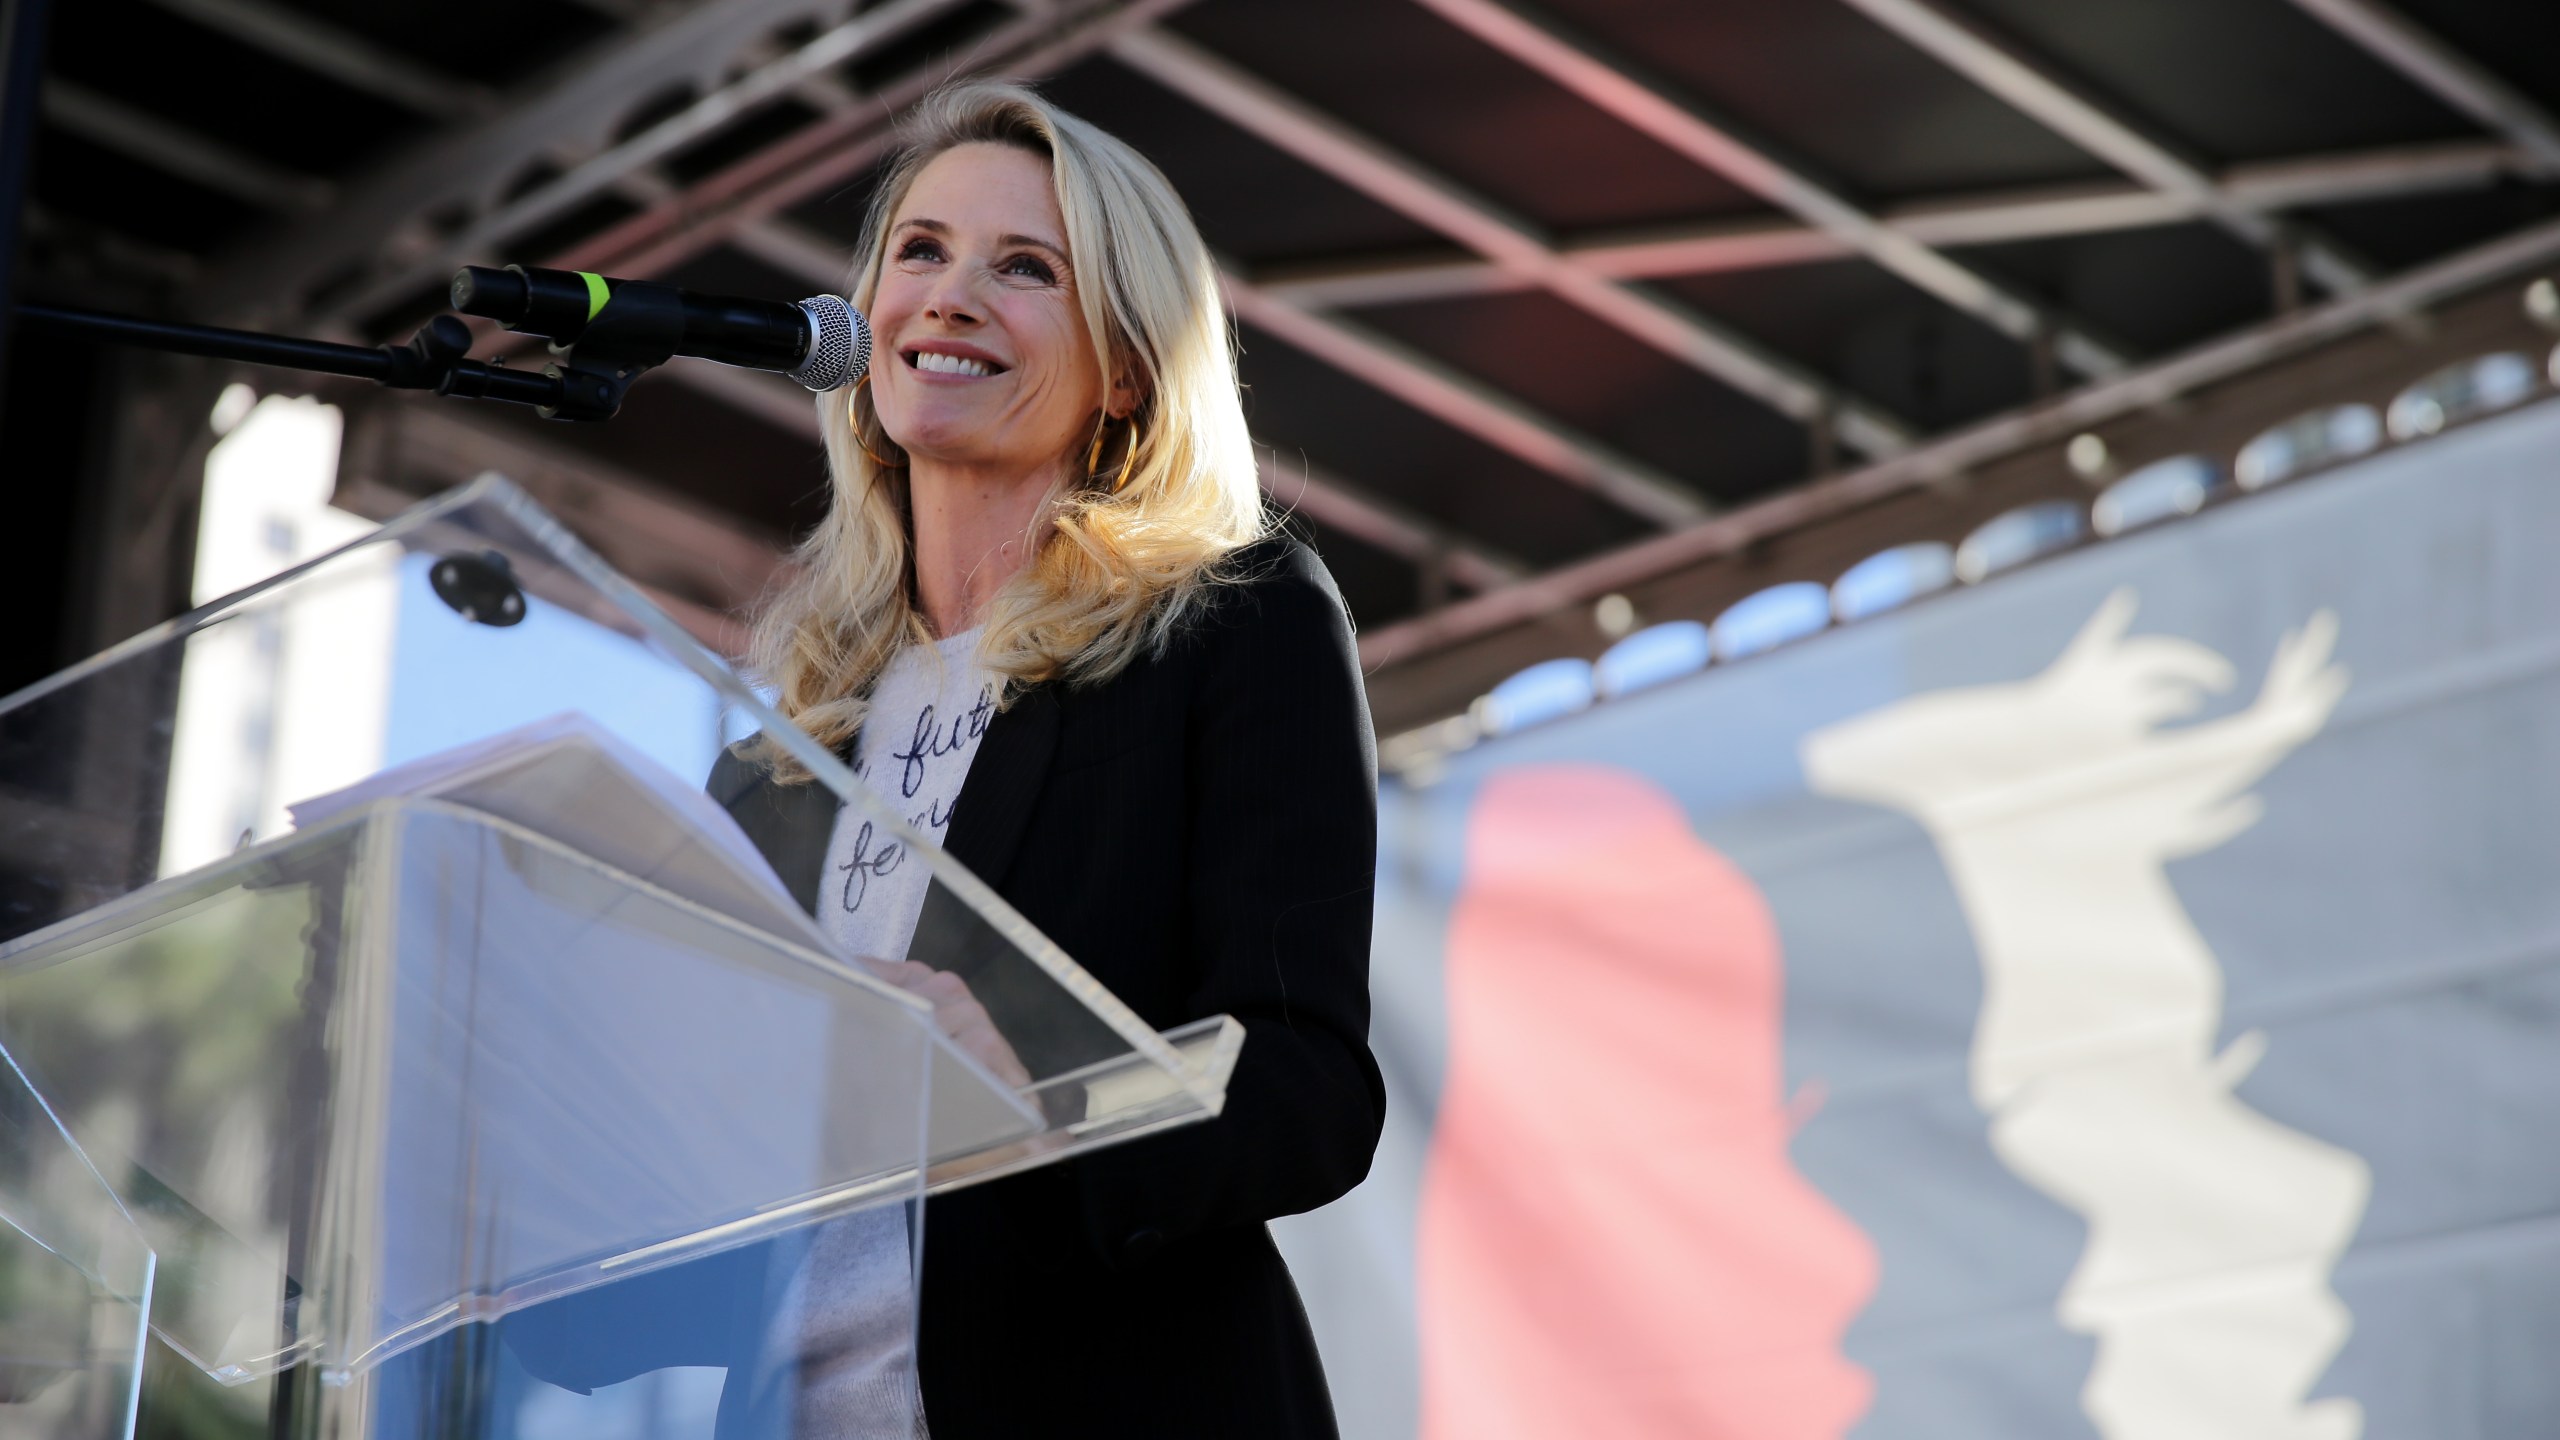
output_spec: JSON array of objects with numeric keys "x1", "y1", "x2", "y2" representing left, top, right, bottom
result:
[{"x1": 1418, "y1": 765, "x2": 1878, "y2": 1440}]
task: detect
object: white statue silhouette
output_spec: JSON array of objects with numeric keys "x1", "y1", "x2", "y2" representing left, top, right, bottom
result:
[{"x1": 1801, "y1": 588, "x2": 2370, "y2": 1440}]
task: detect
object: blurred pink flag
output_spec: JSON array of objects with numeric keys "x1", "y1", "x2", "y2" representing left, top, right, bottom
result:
[{"x1": 1420, "y1": 764, "x2": 1878, "y2": 1440}]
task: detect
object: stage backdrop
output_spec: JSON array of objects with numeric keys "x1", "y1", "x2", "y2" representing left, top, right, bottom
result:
[{"x1": 1274, "y1": 397, "x2": 2560, "y2": 1440}]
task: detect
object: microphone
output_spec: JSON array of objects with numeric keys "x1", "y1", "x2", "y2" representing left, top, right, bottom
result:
[{"x1": 449, "y1": 264, "x2": 871, "y2": 392}]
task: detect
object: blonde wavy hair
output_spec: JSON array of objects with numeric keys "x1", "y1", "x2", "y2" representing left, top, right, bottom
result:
[{"x1": 748, "y1": 80, "x2": 1265, "y2": 772}]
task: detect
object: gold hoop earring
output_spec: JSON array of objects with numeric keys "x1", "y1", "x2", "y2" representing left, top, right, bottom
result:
[
  {"x1": 1113, "y1": 417, "x2": 1141, "y2": 493},
  {"x1": 849, "y1": 374, "x2": 903, "y2": 469},
  {"x1": 1086, "y1": 420, "x2": 1110, "y2": 481}
]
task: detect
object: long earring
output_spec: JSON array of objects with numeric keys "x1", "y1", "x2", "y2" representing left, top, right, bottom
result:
[
  {"x1": 1113, "y1": 416, "x2": 1141, "y2": 493},
  {"x1": 1086, "y1": 420, "x2": 1110, "y2": 481},
  {"x1": 850, "y1": 374, "x2": 903, "y2": 469}
]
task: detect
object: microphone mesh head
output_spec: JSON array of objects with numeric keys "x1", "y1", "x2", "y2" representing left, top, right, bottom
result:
[{"x1": 790, "y1": 295, "x2": 871, "y2": 391}]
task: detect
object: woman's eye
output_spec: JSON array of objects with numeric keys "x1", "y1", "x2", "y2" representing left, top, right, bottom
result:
[
  {"x1": 1003, "y1": 254, "x2": 1057, "y2": 283},
  {"x1": 897, "y1": 238, "x2": 944, "y2": 263}
]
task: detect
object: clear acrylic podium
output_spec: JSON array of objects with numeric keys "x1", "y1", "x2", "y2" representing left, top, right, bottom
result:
[{"x1": 0, "y1": 476, "x2": 1242, "y2": 1438}]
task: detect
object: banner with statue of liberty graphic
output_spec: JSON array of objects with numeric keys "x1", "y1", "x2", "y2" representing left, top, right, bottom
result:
[{"x1": 1275, "y1": 397, "x2": 2560, "y2": 1440}]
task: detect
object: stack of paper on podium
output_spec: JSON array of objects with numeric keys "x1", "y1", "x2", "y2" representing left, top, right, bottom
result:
[
  {"x1": 0, "y1": 476, "x2": 1243, "y2": 1432},
  {"x1": 286, "y1": 709, "x2": 817, "y2": 947}
]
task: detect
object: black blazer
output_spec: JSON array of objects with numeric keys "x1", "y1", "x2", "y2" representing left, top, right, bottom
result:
[{"x1": 708, "y1": 537, "x2": 1385, "y2": 1438}]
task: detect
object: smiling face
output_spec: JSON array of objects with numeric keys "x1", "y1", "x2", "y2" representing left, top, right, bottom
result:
[{"x1": 866, "y1": 142, "x2": 1127, "y2": 482}]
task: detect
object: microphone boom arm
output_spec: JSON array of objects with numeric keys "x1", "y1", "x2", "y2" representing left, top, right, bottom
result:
[
  {"x1": 16, "y1": 303, "x2": 572, "y2": 413},
  {"x1": 10, "y1": 254, "x2": 865, "y2": 422}
]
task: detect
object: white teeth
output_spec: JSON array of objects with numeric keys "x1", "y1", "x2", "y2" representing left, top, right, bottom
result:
[{"x1": 912, "y1": 351, "x2": 993, "y2": 377}]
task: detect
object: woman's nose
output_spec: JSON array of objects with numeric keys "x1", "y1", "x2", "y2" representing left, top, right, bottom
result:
[{"x1": 920, "y1": 267, "x2": 984, "y2": 326}]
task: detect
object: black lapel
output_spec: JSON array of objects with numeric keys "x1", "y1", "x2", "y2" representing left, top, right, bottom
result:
[
  {"x1": 707, "y1": 744, "x2": 843, "y2": 917},
  {"x1": 940, "y1": 682, "x2": 1059, "y2": 891}
]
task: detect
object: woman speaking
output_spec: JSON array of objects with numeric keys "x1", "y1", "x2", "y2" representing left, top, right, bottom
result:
[
  {"x1": 373, "y1": 77, "x2": 1374, "y2": 1440},
  {"x1": 732, "y1": 79, "x2": 1382, "y2": 1436}
]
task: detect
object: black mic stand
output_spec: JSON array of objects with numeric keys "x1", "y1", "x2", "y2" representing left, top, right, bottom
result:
[{"x1": 14, "y1": 292, "x2": 688, "y2": 421}]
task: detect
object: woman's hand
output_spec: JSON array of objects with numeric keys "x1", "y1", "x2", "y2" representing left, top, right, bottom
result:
[{"x1": 860, "y1": 958, "x2": 1035, "y2": 1091}]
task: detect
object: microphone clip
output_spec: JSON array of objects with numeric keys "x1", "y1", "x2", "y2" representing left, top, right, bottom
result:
[{"x1": 534, "y1": 279, "x2": 686, "y2": 422}]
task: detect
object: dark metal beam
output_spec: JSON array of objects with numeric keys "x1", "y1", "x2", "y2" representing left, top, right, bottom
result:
[
  {"x1": 1836, "y1": 0, "x2": 2377, "y2": 297},
  {"x1": 1223, "y1": 272, "x2": 1709, "y2": 525},
  {"x1": 2281, "y1": 0, "x2": 2560, "y2": 174},
  {"x1": 1108, "y1": 24, "x2": 1916, "y2": 462},
  {"x1": 1409, "y1": 0, "x2": 2129, "y2": 377},
  {"x1": 1253, "y1": 139, "x2": 2531, "y2": 309},
  {"x1": 1354, "y1": 211, "x2": 2560, "y2": 672}
]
